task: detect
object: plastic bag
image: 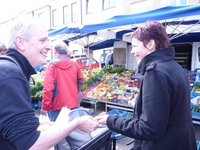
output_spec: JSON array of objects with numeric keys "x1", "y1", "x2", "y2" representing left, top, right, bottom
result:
[{"x1": 37, "y1": 114, "x2": 51, "y2": 131}]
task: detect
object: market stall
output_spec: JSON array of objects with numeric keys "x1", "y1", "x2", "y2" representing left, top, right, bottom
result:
[
  {"x1": 30, "y1": 66, "x2": 200, "y2": 125},
  {"x1": 81, "y1": 67, "x2": 200, "y2": 126},
  {"x1": 190, "y1": 69, "x2": 200, "y2": 125},
  {"x1": 81, "y1": 66, "x2": 139, "y2": 113}
]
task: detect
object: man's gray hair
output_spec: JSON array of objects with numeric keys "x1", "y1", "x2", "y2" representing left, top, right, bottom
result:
[
  {"x1": 7, "y1": 17, "x2": 46, "y2": 50},
  {"x1": 54, "y1": 41, "x2": 69, "y2": 54}
]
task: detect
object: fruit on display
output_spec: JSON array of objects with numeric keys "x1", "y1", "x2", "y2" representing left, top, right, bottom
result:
[
  {"x1": 81, "y1": 66, "x2": 140, "y2": 107},
  {"x1": 84, "y1": 71, "x2": 139, "y2": 107},
  {"x1": 193, "y1": 83, "x2": 200, "y2": 93},
  {"x1": 86, "y1": 83, "x2": 110, "y2": 99}
]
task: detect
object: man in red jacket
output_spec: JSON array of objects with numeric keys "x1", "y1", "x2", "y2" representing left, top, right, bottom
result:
[{"x1": 41, "y1": 41, "x2": 84, "y2": 122}]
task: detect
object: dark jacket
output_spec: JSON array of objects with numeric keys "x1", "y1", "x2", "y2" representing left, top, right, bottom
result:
[
  {"x1": 107, "y1": 47, "x2": 196, "y2": 150},
  {"x1": 0, "y1": 49, "x2": 40, "y2": 150}
]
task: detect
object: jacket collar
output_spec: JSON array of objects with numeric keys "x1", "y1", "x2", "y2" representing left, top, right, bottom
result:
[
  {"x1": 5, "y1": 48, "x2": 36, "y2": 81},
  {"x1": 138, "y1": 47, "x2": 175, "y2": 75}
]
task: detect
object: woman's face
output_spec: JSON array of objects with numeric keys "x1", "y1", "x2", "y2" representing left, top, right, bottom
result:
[{"x1": 131, "y1": 37, "x2": 150, "y2": 64}]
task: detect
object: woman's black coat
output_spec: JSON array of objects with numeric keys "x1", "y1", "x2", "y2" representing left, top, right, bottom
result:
[{"x1": 107, "y1": 47, "x2": 196, "y2": 150}]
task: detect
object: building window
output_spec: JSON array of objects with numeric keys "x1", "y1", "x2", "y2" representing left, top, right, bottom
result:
[
  {"x1": 102, "y1": 0, "x2": 115, "y2": 10},
  {"x1": 161, "y1": 0, "x2": 187, "y2": 7},
  {"x1": 86, "y1": 0, "x2": 92, "y2": 14},
  {"x1": 71, "y1": 2, "x2": 78, "y2": 23},
  {"x1": 63, "y1": 5, "x2": 69, "y2": 25},
  {"x1": 38, "y1": 12, "x2": 44, "y2": 19},
  {"x1": 52, "y1": 9, "x2": 58, "y2": 27},
  {"x1": 131, "y1": 0, "x2": 153, "y2": 14},
  {"x1": 179, "y1": 0, "x2": 187, "y2": 5}
]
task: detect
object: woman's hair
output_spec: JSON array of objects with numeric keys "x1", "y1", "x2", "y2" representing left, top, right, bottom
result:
[
  {"x1": 7, "y1": 17, "x2": 45, "y2": 50},
  {"x1": 132, "y1": 20, "x2": 171, "y2": 50}
]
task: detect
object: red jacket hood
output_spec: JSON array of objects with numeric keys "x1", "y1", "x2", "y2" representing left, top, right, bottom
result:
[{"x1": 51, "y1": 56, "x2": 73, "y2": 70}]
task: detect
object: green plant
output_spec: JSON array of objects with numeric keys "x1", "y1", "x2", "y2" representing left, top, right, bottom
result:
[{"x1": 30, "y1": 75, "x2": 43, "y2": 99}]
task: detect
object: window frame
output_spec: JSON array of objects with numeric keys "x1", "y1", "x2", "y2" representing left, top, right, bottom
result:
[
  {"x1": 86, "y1": 0, "x2": 92, "y2": 14},
  {"x1": 63, "y1": 5, "x2": 69, "y2": 25},
  {"x1": 71, "y1": 2, "x2": 78, "y2": 23},
  {"x1": 52, "y1": 9, "x2": 58, "y2": 27},
  {"x1": 102, "y1": 0, "x2": 116, "y2": 10}
]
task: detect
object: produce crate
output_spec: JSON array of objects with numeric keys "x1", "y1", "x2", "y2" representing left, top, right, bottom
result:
[
  {"x1": 117, "y1": 99, "x2": 128, "y2": 105},
  {"x1": 191, "y1": 111, "x2": 200, "y2": 117},
  {"x1": 86, "y1": 83, "x2": 109, "y2": 99},
  {"x1": 107, "y1": 109, "x2": 128, "y2": 117}
]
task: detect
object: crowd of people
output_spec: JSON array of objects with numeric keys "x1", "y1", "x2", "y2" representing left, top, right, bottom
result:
[{"x1": 0, "y1": 17, "x2": 197, "y2": 150}]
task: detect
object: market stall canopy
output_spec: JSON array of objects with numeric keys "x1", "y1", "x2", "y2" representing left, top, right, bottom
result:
[
  {"x1": 83, "y1": 39, "x2": 121, "y2": 50},
  {"x1": 48, "y1": 4, "x2": 200, "y2": 50},
  {"x1": 80, "y1": 5, "x2": 200, "y2": 43},
  {"x1": 48, "y1": 27, "x2": 116, "y2": 49}
]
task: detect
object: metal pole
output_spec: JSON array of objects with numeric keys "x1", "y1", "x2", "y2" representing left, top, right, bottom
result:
[{"x1": 87, "y1": 35, "x2": 89, "y2": 57}]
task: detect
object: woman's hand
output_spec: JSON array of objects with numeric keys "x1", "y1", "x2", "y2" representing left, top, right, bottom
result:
[{"x1": 94, "y1": 112, "x2": 109, "y2": 125}]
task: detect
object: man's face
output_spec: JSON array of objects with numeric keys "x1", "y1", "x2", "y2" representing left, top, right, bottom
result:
[{"x1": 22, "y1": 25, "x2": 51, "y2": 67}]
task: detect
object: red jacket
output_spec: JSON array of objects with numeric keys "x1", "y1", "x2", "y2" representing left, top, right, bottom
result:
[{"x1": 42, "y1": 55, "x2": 84, "y2": 110}]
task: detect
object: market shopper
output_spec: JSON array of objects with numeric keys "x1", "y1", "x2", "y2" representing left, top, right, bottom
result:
[
  {"x1": 41, "y1": 41, "x2": 84, "y2": 121},
  {"x1": 95, "y1": 20, "x2": 197, "y2": 150},
  {"x1": 0, "y1": 18, "x2": 98, "y2": 150},
  {"x1": 41, "y1": 41, "x2": 85, "y2": 150},
  {"x1": 0, "y1": 42, "x2": 7, "y2": 55}
]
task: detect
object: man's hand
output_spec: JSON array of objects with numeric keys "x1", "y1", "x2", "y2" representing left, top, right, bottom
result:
[{"x1": 75, "y1": 115, "x2": 98, "y2": 132}]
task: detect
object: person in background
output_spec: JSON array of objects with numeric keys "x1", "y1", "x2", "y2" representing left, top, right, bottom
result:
[
  {"x1": 95, "y1": 20, "x2": 196, "y2": 150},
  {"x1": 41, "y1": 41, "x2": 85, "y2": 150},
  {"x1": 0, "y1": 42, "x2": 7, "y2": 55},
  {"x1": 41, "y1": 41, "x2": 84, "y2": 121},
  {"x1": 0, "y1": 17, "x2": 98, "y2": 150},
  {"x1": 61, "y1": 50, "x2": 83, "y2": 107}
]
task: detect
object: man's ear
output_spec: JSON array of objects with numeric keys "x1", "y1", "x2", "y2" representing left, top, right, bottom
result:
[{"x1": 15, "y1": 36, "x2": 25, "y2": 52}]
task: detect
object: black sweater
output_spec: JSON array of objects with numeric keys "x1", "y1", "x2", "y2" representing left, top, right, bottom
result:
[{"x1": 0, "y1": 49, "x2": 40, "y2": 150}]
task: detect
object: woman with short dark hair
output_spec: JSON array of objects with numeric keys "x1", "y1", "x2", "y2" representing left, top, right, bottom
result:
[{"x1": 96, "y1": 20, "x2": 196, "y2": 150}]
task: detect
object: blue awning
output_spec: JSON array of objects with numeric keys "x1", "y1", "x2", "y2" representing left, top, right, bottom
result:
[
  {"x1": 48, "y1": 4, "x2": 200, "y2": 50},
  {"x1": 80, "y1": 5, "x2": 200, "y2": 34},
  {"x1": 48, "y1": 27, "x2": 80, "y2": 37}
]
